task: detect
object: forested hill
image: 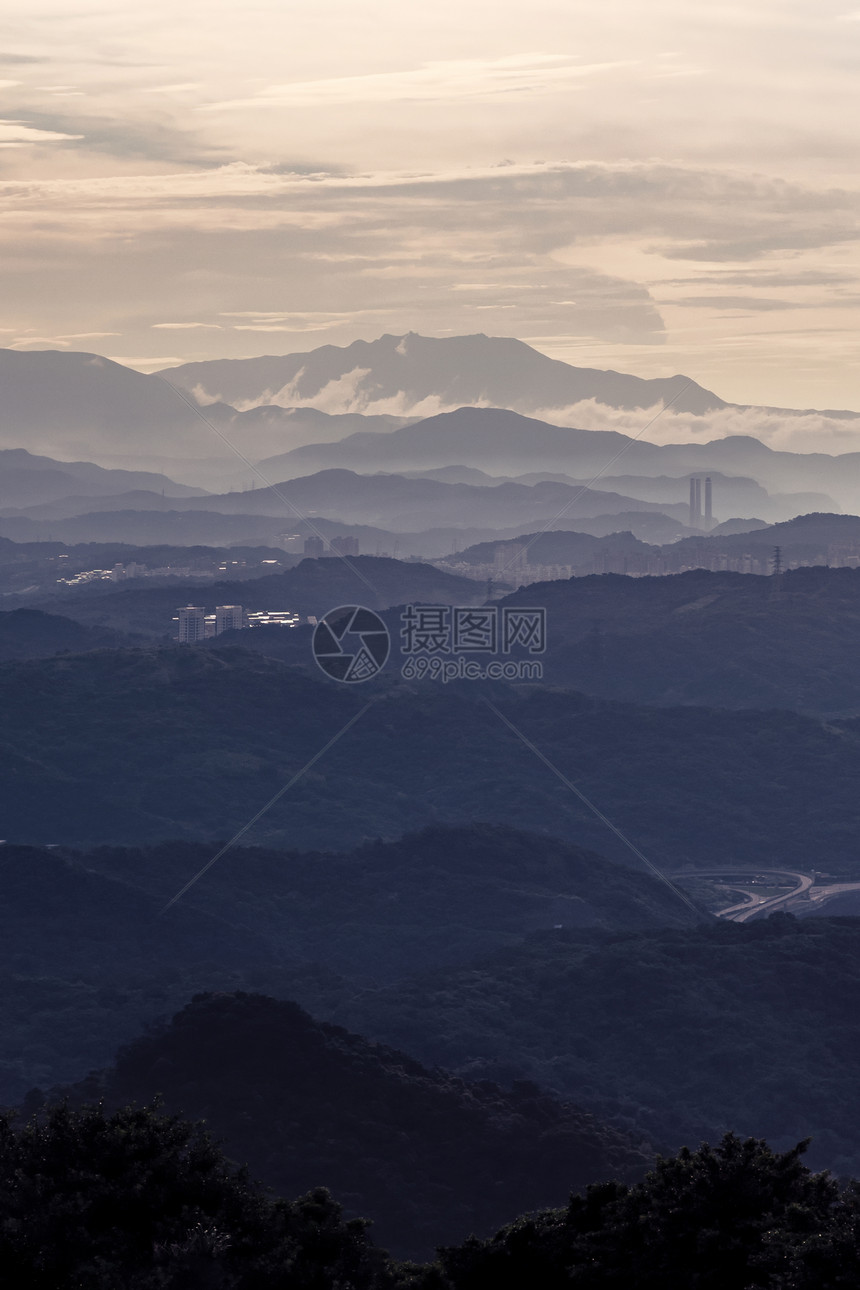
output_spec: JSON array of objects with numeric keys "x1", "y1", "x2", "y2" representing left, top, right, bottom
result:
[
  {"x1": 29, "y1": 555, "x2": 482, "y2": 635},
  {"x1": 81, "y1": 824, "x2": 700, "y2": 979},
  {"x1": 0, "y1": 607, "x2": 138, "y2": 660},
  {"x1": 70, "y1": 991, "x2": 651, "y2": 1259},
  {"x1": 0, "y1": 825, "x2": 697, "y2": 1105},
  {"x1": 217, "y1": 565, "x2": 860, "y2": 716},
  {"x1": 500, "y1": 565, "x2": 860, "y2": 714},
  {"x1": 341, "y1": 914, "x2": 860, "y2": 1179},
  {"x1": 4, "y1": 644, "x2": 860, "y2": 870}
]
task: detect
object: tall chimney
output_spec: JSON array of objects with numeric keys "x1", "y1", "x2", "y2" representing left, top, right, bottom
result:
[
  {"x1": 694, "y1": 478, "x2": 702, "y2": 525},
  {"x1": 705, "y1": 476, "x2": 713, "y2": 526},
  {"x1": 689, "y1": 478, "x2": 697, "y2": 528}
]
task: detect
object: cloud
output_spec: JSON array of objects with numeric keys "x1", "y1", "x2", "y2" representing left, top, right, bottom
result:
[
  {"x1": 233, "y1": 323, "x2": 337, "y2": 332},
  {"x1": 0, "y1": 158, "x2": 853, "y2": 271},
  {"x1": 209, "y1": 54, "x2": 635, "y2": 111},
  {"x1": 8, "y1": 330, "x2": 119, "y2": 347},
  {"x1": 0, "y1": 119, "x2": 82, "y2": 146},
  {"x1": 268, "y1": 365, "x2": 462, "y2": 420},
  {"x1": 10, "y1": 337, "x2": 71, "y2": 347},
  {"x1": 0, "y1": 0, "x2": 858, "y2": 417},
  {"x1": 0, "y1": 153, "x2": 857, "y2": 412},
  {"x1": 143, "y1": 83, "x2": 201, "y2": 95},
  {"x1": 531, "y1": 397, "x2": 860, "y2": 454},
  {"x1": 107, "y1": 355, "x2": 187, "y2": 370},
  {"x1": 59, "y1": 331, "x2": 120, "y2": 338},
  {"x1": 662, "y1": 269, "x2": 856, "y2": 288},
  {"x1": 219, "y1": 310, "x2": 373, "y2": 335},
  {"x1": 13, "y1": 109, "x2": 225, "y2": 164},
  {"x1": 173, "y1": 361, "x2": 860, "y2": 451},
  {"x1": 668, "y1": 295, "x2": 803, "y2": 311}
]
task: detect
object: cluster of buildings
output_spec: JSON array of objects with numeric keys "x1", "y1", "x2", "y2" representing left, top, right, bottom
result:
[
  {"x1": 591, "y1": 551, "x2": 671, "y2": 576},
  {"x1": 435, "y1": 534, "x2": 860, "y2": 588},
  {"x1": 824, "y1": 543, "x2": 860, "y2": 568},
  {"x1": 437, "y1": 542, "x2": 575, "y2": 588},
  {"x1": 56, "y1": 562, "x2": 201, "y2": 587},
  {"x1": 303, "y1": 535, "x2": 360, "y2": 557},
  {"x1": 665, "y1": 544, "x2": 860, "y2": 576},
  {"x1": 58, "y1": 557, "x2": 283, "y2": 588},
  {"x1": 440, "y1": 558, "x2": 575, "y2": 586},
  {"x1": 175, "y1": 604, "x2": 303, "y2": 642}
]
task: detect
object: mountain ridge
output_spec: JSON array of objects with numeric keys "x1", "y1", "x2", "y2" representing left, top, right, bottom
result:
[
  {"x1": 157, "y1": 331, "x2": 727, "y2": 417},
  {"x1": 257, "y1": 407, "x2": 857, "y2": 511}
]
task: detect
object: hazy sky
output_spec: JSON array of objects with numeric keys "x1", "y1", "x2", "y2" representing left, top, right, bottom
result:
[{"x1": 1, "y1": 0, "x2": 859, "y2": 410}]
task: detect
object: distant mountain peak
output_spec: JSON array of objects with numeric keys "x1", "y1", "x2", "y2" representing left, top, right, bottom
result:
[{"x1": 158, "y1": 331, "x2": 724, "y2": 419}]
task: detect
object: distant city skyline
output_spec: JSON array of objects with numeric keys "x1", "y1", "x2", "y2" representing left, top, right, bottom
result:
[{"x1": 0, "y1": 1, "x2": 858, "y2": 418}]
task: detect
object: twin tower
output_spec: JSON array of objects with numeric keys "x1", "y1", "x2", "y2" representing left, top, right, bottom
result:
[{"x1": 689, "y1": 476, "x2": 713, "y2": 529}]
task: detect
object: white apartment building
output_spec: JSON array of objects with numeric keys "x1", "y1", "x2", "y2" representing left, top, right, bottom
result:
[{"x1": 177, "y1": 605, "x2": 206, "y2": 643}]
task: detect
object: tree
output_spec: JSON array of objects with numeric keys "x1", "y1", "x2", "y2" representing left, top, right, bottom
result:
[
  {"x1": 434, "y1": 1135, "x2": 847, "y2": 1290},
  {"x1": 0, "y1": 1101, "x2": 394, "y2": 1289}
]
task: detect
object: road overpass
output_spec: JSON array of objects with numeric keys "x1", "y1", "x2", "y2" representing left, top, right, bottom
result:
[{"x1": 668, "y1": 868, "x2": 859, "y2": 922}]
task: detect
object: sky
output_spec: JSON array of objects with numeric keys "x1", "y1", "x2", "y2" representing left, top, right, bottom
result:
[{"x1": 1, "y1": 0, "x2": 859, "y2": 416}]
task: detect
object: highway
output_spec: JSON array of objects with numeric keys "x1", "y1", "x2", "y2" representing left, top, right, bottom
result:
[
  {"x1": 804, "y1": 881, "x2": 860, "y2": 911},
  {"x1": 670, "y1": 868, "x2": 815, "y2": 922}
]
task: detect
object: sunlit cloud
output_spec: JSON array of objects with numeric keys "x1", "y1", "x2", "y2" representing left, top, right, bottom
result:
[
  {"x1": 0, "y1": 119, "x2": 83, "y2": 146},
  {"x1": 209, "y1": 54, "x2": 635, "y2": 111},
  {"x1": 10, "y1": 336, "x2": 70, "y2": 347},
  {"x1": 0, "y1": 0, "x2": 857, "y2": 416},
  {"x1": 106, "y1": 355, "x2": 186, "y2": 369},
  {"x1": 152, "y1": 321, "x2": 223, "y2": 329},
  {"x1": 143, "y1": 83, "x2": 201, "y2": 94}
]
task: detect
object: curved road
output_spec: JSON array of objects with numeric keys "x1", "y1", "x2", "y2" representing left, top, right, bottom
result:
[
  {"x1": 805, "y1": 881, "x2": 860, "y2": 911},
  {"x1": 670, "y1": 869, "x2": 814, "y2": 923}
]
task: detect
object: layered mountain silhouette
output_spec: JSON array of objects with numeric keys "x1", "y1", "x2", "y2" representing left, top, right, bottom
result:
[
  {"x1": 158, "y1": 331, "x2": 725, "y2": 416},
  {"x1": 258, "y1": 408, "x2": 848, "y2": 511},
  {"x1": 0, "y1": 507, "x2": 694, "y2": 551},
  {"x1": 1, "y1": 468, "x2": 691, "y2": 528},
  {"x1": 0, "y1": 349, "x2": 409, "y2": 474},
  {"x1": 3, "y1": 336, "x2": 859, "y2": 513},
  {"x1": 0, "y1": 448, "x2": 205, "y2": 510}
]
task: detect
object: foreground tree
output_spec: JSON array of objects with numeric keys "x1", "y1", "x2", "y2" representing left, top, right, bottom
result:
[
  {"x1": 5, "y1": 1106, "x2": 860, "y2": 1288},
  {"x1": 432, "y1": 1135, "x2": 851, "y2": 1290},
  {"x1": 0, "y1": 1101, "x2": 394, "y2": 1288}
]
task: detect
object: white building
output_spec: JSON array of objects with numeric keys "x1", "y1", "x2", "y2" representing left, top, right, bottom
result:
[
  {"x1": 177, "y1": 605, "x2": 206, "y2": 643},
  {"x1": 215, "y1": 604, "x2": 245, "y2": 634}
]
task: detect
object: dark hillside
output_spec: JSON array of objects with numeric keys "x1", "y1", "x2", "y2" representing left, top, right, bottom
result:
[
  {"x1": 501, "y1": 566, "x2": 860, "y2": 714},
  {"x1": 80, "y1": 991, "x2": 651, "y2": 1258},
  {"x1": 342, "y1": 915, "x2": 860, "y2": 1178},
  {"x1": 1, "y1": 646, "x2": 860, "y2": 867},
  {"x1": 0, "y1": 826, "x2": 696, "y2": 1102}
]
